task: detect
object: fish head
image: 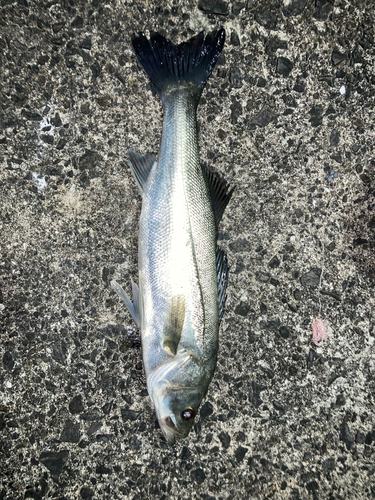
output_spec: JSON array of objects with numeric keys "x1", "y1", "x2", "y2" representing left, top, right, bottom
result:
[
  {"x1": 155, "y1": 386, "x2": 205, "y2": 445},
  {"x1": 149, "y1": 351, "x2": 211, "y2": 445}
]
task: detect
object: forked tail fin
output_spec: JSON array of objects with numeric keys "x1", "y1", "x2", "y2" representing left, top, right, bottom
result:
[{"x1": 131, "y1": 29, "x2": 225, "y2": 103}]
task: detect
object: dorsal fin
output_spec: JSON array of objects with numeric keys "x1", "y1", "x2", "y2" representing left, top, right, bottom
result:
[
  {"x1": 216, "y1": 247, "x2": 229, "y2": 324},
  {"x1": 127, "y1": 149, "x2": 156, "y2": 194},
  {"x1": 162, "y1": 295, "x2": 186, "y2": 355},
  {"x1": 202, "y1": 164, "x2": 234, "y2": 229}
]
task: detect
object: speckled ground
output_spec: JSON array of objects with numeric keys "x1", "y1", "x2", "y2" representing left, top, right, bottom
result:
[{"x1": 1, "y1": 0, "x2": 374, "y2": 499}]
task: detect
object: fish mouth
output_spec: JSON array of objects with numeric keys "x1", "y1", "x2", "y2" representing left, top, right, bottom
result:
[{"x1": 159, "y1": 415, "x2": 185, "y2": 445}]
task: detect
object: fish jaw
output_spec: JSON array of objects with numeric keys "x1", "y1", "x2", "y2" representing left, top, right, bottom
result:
[{"x1": 159, "y1": 415, "x2": 184, "y2": 445}]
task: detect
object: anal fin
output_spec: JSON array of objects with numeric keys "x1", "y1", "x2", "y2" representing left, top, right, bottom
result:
[
  {"x1": 128, "y1": 149, "x2": 156, "y2": 195},
  {"x1": 163, "y1": 295, "x2": 186, "y2": 355}
]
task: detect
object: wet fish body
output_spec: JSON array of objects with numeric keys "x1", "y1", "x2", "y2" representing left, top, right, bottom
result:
[{"x1": 111, "y1": 29, "x2": 232, "y2": 444}]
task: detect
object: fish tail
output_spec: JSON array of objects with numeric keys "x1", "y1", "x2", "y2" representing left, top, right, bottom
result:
[{"x1": 131, "y1": 28, "x2": 225, "y2": 103}]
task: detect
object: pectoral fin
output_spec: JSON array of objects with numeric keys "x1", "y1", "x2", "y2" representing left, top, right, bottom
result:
[
  {"x1": 111, "y1": 278, "x2": 141, "y2": 328},
  {"x1": 163, "y1": 295, "x2": 186, "y2": 355}
]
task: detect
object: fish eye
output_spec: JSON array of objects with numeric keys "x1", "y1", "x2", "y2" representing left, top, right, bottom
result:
[{"x1": 181, "y1": 408, "x2": 196, "y2": 421}]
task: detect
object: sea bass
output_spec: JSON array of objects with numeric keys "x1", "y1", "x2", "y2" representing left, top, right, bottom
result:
[{"x1": 111, "y1": 29, "x2": 233, "y2": 444}]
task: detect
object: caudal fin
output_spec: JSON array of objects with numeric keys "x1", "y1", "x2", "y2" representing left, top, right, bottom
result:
[{"x1": 131, "y1": 29, "x2": 225, "y2": 102}]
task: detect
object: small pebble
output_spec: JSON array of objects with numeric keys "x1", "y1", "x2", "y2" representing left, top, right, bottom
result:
[
  {"x1": 328, "y1": 170, "x2": 338, "y2": 182},
  {"x1": 339, "y1": 86, "x2": 346, "y2": 95}
]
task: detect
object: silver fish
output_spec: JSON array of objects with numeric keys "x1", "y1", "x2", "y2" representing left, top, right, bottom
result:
[{"x1": 111, "y1": 29, "x2": 233, "y2": 444}]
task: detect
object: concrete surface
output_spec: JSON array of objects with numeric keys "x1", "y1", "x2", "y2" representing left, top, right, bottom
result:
[{"x1": 1, "y1": 0, "x2": 374, "y2": 498}]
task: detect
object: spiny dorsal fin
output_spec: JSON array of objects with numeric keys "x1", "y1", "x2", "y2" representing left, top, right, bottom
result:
[
  {"x1": 163, "y1": 295, "x2": 186, "y2": 355},
  {"x1": 128, "y1": 149, "x2": 156, "y2": 195},
  {"x1": 111, "y1": 278, "x2": 141, "y2": 328},
  {"x1": 216, "y1": 247, "x2": 229, "y2": 324},
  {"x1": 202, "y1": 164, "x2": 234, "y2": 229}
]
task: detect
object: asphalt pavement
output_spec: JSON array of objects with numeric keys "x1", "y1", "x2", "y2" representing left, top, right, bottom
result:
[{"x1": 0, "y1": 0, "x2": 374, "y2": 498}]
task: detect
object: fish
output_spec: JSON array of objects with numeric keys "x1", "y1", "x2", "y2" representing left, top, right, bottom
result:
[{"x1": 111, "y1": 28, "x2": 233, "y2": 445}]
